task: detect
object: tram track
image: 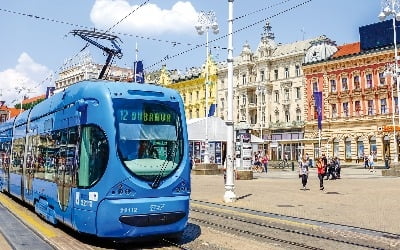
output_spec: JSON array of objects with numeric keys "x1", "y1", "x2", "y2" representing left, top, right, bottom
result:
[{"x1": 189, "y1": 199, "x2": 400, "y2": 249}]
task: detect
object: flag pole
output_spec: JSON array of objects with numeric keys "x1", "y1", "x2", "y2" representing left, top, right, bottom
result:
[{"x1": 134, "y1": 42, "x2": 138, "y2": 83}]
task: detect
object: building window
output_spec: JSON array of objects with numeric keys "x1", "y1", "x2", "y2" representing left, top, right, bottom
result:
[
  {"x1": 332, "y1": 104, "x2": 337, "y2": 118},
  {"x1": 370, "y1": 136, "x2": 377, "y2": 157},
  {"x1": 368, "y1": 100, "x2": 374, "y2": 115},
  {"x1": 274, "y1": 91, "x2": 279, "y2": 103},
  {"x1": 296, "y1": 109, "x2": 301, "y2": 121},
  {"x1": 260, "y1": 70, "x2": 265, "y2": 82},
  {"x1": 333, "y1": 138, "x2": 339, "y2": 157},
  {"x1": 284, "y1": 67, "x2": 289, "y2": 78},
  {"x1": 345, "y1": 137, "x2": 352, "y2": 159},
  {"x1": 343, "y1": 102, "x2": 349, "y2": 117},
  {"x1": 242, "y1": 94, "x2": 246, "y2": 105},
  {"x1": 342, "y1": 77, "x2": 348, "y2": 90},
  {"x1": 196, "y1": 91, "x2": 199, "y2": 100},
  {"x1": 381, "y1": 98, "x2": 387, "y2": 114},
  {"x1": 330, "y1": 79, "x2": 336, "y2": 92},
  {"x1": 285, "y1": 111, "x2": 290, "y2": 123},
  {"x1": 354, "y1": 75, "x2": 360, "y2": 89},
  {"x1": 396, "y1": 97, "x2": 399, "y2": 114},
  {"x1": 242, "y1": 74, "x2": 247, "y2": 85},
  {"x1": 275, "y1": 110, "x2": 279, "y2": 122},
  {"x1": 196, "y1": 108, "x2": 199, "y2": 117},
  {"x1": 0, "y1": 114, "x2": 7, "y2": 122},
  {"x1": 274, "y1": 69, "x2": 278, "y2": 80},
  {"x1": 379, "y1": 72, "x2": 385, "y2": 85},
  {"x1": 189, "y1": 110, "x2": 193, "y2": 119},
  {"x1": 366, "y1": 73, "x2": 373, "y2": 88},
  {"x1": 355, "y1": 100, "x2": 361, "y2": 116},
  {"x1": 313, "y1": 82, "x2": 318, "y2": 92},
  {"x1": 295, "y1": 65, "x2": 300, "y2": 76},
  {"x1": 284, "y1": 88, "x2": 290, "y2": 100},
  {"x1": 296, "y1": 87, "x2": 301, "y2": 99}
]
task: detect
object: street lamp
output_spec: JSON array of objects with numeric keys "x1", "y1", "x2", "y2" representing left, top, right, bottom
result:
[
  {"x1": 224, "y1": 0, "x2": 236, "y2": 203},
  {"x1": 379, "y1": 0, "x2": 400, "y2": 163},
  {"x1": 256, "y1": 86, "x2": 266, "y2": 153},
  {"x1": 384, "y1": 63, "x2": 399, "y2": 162},
  {"x1": 195, "y1": 11, "x2": 219, "y2": 164}
]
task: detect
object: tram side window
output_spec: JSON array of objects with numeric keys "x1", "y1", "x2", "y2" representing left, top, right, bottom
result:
[
  {"x1": 78, "y1": 126, "x2": 108, "y2": 187},
  {"x1": 26, "y1": 135, "x2": 40, "y2": 174},
  {"x1": 0, "y1": 140, "x2": 11, "y2": 171},
  {"x1": 43, "y1": 134, "x2": 57, "y2": 180},
  {"x1": 12, "y1": 138, "x2": 25, "y2": 174},
  {"x1": 33, "y1": 135, "x2": 49, "y2": 177}
]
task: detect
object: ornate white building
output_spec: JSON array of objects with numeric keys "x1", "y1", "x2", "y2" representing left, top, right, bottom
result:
[
  {"x1": 217, "y1": 22, "x2": 333, "y2": 160},
  {"x1": 55, "y1": 51, "x2": 134, "y2": 91}
]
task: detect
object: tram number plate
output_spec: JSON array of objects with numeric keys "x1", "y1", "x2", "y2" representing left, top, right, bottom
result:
[{"x1": 120, "y1": 207, "x2": 138, "y2": 213}]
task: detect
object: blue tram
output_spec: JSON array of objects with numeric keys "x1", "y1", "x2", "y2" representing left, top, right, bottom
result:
[{"x1": 0, "y1": 80, "x2": 191, "y2": 239}]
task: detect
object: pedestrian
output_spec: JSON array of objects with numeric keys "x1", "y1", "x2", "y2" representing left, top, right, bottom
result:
[
  {"x1": 321, "y1": 153, "x2": 328, "y2": 176},
  {"x1": 316, "y1": 157, "x2": 325, "y2": 190},
  {"x1": 298, "y1": 156, "x2": 309, "y2": 190},
  {"x1": 368, "y1": 152, "x2": 375, "y2": 172},
  {"x1": 363, "y1": 153, "x2": 369, "y2": 169},
  {"x1": 384, "y1": 153, "x2": 390, "y2": 169},
  {"x1": 262, "y1": 154, "x2": 269, "y2": 173}
]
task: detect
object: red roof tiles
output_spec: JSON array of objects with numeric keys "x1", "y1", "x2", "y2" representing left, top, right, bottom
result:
[{"x1": 332, "y1": 42, "x2": 361, "y2": 58}]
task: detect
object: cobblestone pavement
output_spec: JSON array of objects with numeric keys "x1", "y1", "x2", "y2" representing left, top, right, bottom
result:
[
  {"x1": 191, "y1": 167, "x2": 400, "y2": 235},
  {"x1": 1, "y1": 167, "x2": 399, "y2": 249}
]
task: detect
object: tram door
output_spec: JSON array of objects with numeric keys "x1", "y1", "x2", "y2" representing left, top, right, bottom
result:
[
  {"x1": 56, "y1": 127, "x2": 78, "y2": 215},
  {"x1": 56, "y1": 129, "x2": 73, "y2": 212},
  {"x1": 24, "y1": 134, "x2": 36, "y2": 199}
]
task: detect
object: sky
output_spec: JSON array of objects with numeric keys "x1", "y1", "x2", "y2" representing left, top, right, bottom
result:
[{"x1": 0, "y1": 0, "x2": 384, "y2": 106}]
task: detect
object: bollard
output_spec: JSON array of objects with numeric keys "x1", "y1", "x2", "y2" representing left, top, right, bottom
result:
[{"x1": 292, "y1": 162, "x2": 294, "y2": 171}]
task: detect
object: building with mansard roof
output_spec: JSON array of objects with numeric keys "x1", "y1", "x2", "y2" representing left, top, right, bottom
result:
[{"x1": 216, "y1": 21, "x2": 331, "y2": 161}]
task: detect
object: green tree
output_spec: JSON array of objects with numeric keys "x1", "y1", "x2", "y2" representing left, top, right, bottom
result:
[{"x1": 14, "y1": 98, "x2": 45, "y2": 110}]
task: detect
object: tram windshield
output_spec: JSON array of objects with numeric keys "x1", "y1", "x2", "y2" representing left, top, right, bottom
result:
[{"x1": 114, "y1": 99, "x2": 184, "y2": 181}]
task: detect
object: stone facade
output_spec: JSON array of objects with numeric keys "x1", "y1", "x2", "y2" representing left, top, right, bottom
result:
[
  {"x1": 303, "y1": 42, "x2": 399, "y2": 164},
  {"x1": 55, "y1": 51, "x2": 133, "y2": 91},
  {"x1": 216, "y1": 22, "x2": 329, "y2": 161},
  {"x1": 151, "y1": 56, "x2": 219, "y2": 120}
]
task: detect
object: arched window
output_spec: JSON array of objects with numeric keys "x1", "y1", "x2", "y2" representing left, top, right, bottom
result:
[
  {"x1": 345, "y1": 137, "x2": 352, "y2": 159},
  {"x1": 369, "y1": 136, "x2": 377, "y2": 159},
  {"x1": 357, "y1": 137, "x2": 364, "y2": 159},
  {"x1": 333, "y1": 138, "x2": 339, "y2": 158}
]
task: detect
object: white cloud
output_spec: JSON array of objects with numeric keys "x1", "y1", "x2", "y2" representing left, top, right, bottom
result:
[
  {"x1": 90, "y1": 0, "x2": 198, "y2": 35},
  {"x1": 0, "y1": 52, "x2": 52, "y2": 106}
]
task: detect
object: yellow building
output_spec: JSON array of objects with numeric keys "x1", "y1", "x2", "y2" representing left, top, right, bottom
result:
[{"x1": 156, "y1": 55, "x2": 218, "y2": 120}]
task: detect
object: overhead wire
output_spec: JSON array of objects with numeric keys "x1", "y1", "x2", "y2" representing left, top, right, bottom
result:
[
  {"x1": 0, "y1": 0, "x2": 153, "y2": 98},
  {"x1": 145, "y1": 0, "x2": 313, "y2": 70},
  {"x1": 1, "y1": 0, "x2": 312, "y2": 96},
  {"x1": 0, "y1": 6, "x2": 194, "y2": 47}
]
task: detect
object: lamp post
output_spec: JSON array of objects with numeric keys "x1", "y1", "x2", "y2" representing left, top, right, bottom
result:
[
  {"x1": 257, "y1": 86, "x2": 266, "y2": 153},
  {"x1": 195, "y1": 11, "x2": 219, "y2": 164},
  {"x1": 379, "y1": 0, "x2": 400, "y2": 163},
  {"x1": 384, "y1": 63, "x2": 399, "y2": 162},
  {"x1": 224, "y1": 0, "x2": 236, "y2": 203}
]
